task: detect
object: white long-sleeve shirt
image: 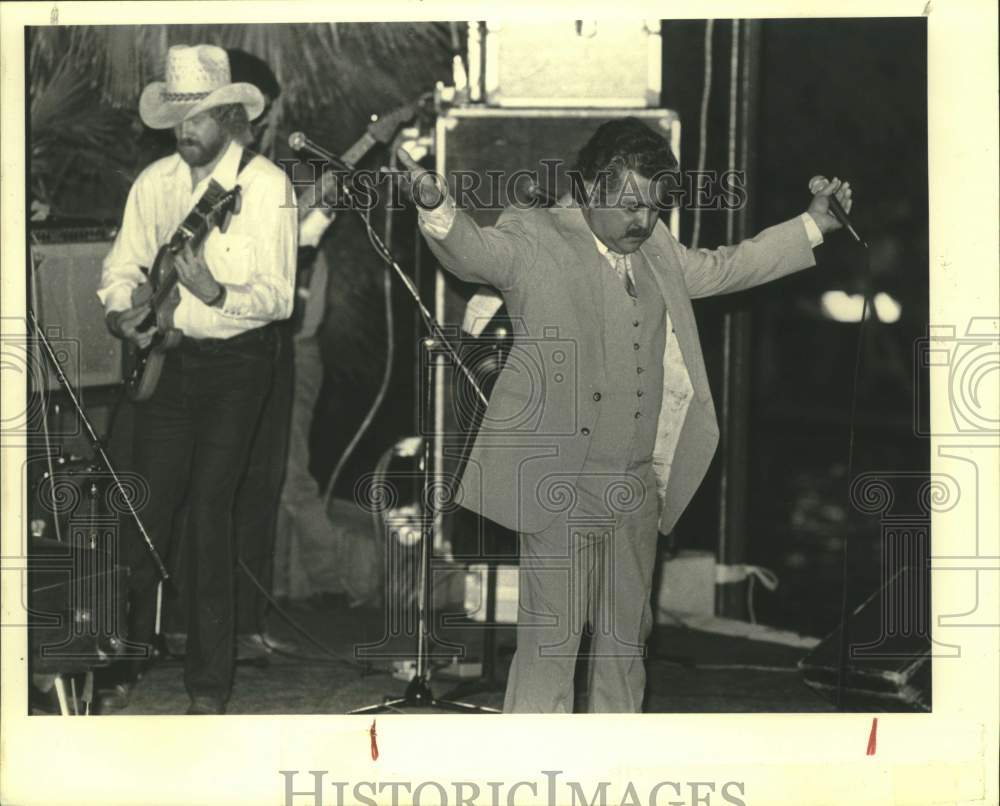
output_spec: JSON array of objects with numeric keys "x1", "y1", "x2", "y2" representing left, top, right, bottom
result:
[{"x1": 98, "y1": 141, "x2": 297, "y2": 340}]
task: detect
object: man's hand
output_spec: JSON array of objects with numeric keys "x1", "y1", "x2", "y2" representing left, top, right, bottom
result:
[
  {"x1": 174, "y1": 241, "x2": 222, "y2": 304},
  {"x1": 393, "y1": 148, "x2": 448, "y2": 210},
  {"x1": 107, "y1": 304, "x2": 155, "y2": 349},
  {"x1": 807, "y1": 175, "x2": 854, "y2": 235}
]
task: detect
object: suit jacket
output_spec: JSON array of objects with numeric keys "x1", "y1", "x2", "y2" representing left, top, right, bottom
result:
[{"x1": 425, "y1": 202, "x2": 816, "y2": 535}]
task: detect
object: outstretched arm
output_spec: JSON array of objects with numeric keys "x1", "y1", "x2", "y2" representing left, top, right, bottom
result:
[
  {"x1": 396, "y1": 149, "x2": 537, "y2": 292},
  {"x1": 678, "y1": 175, "x2": 853, "y2": 299}
]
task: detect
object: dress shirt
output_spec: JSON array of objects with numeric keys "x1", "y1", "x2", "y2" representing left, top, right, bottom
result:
[{"x1": 99, "y1": 141, "x2": 297, "y2": 340}]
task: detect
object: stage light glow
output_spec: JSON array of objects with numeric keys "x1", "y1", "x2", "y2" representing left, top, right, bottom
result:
[
  {"x1": 873, "y1": 291, "x2": 902, "y2": 323},
  {"x1": 819, "y1": 290, "x2": 903, "y2": 323},
  {"x1": 821, "y1": 290, "x2": 868, "y2": 322}
]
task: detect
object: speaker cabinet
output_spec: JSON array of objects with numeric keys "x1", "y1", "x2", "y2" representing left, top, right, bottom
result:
[
  {"x1": 477, "y1": 20, "x2": 662, "y2": 108},
  {"x1": 31, "y1": 239, "x2": 122, "y2": 391}
]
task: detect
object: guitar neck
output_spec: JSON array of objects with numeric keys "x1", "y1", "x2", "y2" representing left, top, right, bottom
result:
[
  {"x1": 299, "y1": 132, "x2": 381, "y2": 217},
  {"x1": 149, "y1": 184, "x2": 230, "y2": 310},
  {"x1": 342, "y1": 132, "x2": 378, "y2": 168}
]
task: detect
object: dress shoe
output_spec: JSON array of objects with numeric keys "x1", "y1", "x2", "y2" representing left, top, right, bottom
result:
[
  {"x1": 97, "y1": 682, "x2": 134, "y2": 714},
  {"x1": 186, "y1": 695, "x2": 225, "y2": 715},
  {"x1": 162, "y1": 632, "x2": 188, "y2": 658},
  {"x1": 235, "y1": 632, "x2": 272, "y2": 664},
  {"x1": 259, "y1": 631, "x2": 300, "y2": 655}
]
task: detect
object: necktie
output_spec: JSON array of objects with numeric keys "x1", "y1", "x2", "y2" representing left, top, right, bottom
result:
[{"x1": 613, "y1": 253, "x2": 638, "y2": 298}]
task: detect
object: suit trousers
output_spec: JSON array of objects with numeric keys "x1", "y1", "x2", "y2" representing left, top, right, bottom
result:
[
  {"x1": 503, "y1": 468, "x2": 660, "y2": 713},
  {"x1": 125, "y1": 329, "x2": 274, "y2": 701}
]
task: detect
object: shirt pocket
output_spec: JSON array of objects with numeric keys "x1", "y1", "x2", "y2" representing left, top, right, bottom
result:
[{"x1": 204, "y1": 230, "x2": 253, "y2": 284}]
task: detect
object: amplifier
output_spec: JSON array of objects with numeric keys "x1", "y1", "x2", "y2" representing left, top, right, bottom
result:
[
  {"x1": 475, "y1": 20, "x2": 662, "y2": 108},
  {"x1": 30, "y1": 240, "x2": 122, "y2": 390},
  {"x1": 436, "y1": 106, "x2": 680, "y2": 230},
  {"x1": 29, "y1": 536, "x2": 129, "y2": 675}
]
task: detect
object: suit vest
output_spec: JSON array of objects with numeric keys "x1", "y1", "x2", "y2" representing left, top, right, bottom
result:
[{"x1": 574, "y1": 249, "x2": 667, "y2": 515}]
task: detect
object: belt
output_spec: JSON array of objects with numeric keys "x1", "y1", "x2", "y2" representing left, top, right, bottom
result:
[{"x1": 180, "y1": 323, "x2": 277, "y2": 353}]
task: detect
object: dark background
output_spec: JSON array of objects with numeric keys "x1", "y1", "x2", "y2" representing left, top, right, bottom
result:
[{"x1": 661, "y1": 18, "x2": 928, "y2": 633}]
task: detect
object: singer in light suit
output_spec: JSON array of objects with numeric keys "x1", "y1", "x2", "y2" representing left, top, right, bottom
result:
[{"x1": 400, "y1": 117, "x2": 853, "y2": 713}]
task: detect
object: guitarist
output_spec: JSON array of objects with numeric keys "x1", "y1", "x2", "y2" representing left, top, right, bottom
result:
[{"x1": 96, "y1": 44, "x2": 297, "y2": 715}]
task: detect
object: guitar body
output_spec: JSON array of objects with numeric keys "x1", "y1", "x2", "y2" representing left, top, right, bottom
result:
[
  {"x1": 121, "y1": 180, "x2": 241, "y2": 402},
  {"x1": 123, "y1": 248, "x2": 185, "y2": 402}
]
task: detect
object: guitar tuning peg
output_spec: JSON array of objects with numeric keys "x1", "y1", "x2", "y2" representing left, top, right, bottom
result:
[{"x1": 233, "y1": 187, "x2": 243, "y2": 215}]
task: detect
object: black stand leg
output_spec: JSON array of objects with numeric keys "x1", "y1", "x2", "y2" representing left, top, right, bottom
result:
[{"x1": 349, "y1": 339, "x2": 499, "y2": 715}]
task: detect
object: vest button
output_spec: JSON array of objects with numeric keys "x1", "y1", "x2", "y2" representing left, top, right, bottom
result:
[
  {"x1": 633, "y1": 320, "x2": 640, "y2": 327},
  {"x1": 633, "y1": 343, "x2": 640, "y2": 351},
  {"x1": 634, "y1": 411, "x2": 642, "y2": 419},
  {"x1": 637, "y1": 389, "x2": 644, "y2": 397},
  {"x1": 637, "y1": 367, "x2": 644, "y2": 374},
  {"x1": 593, "y1": 392, "x2": 602, "y2": 401},
  {"x1": 581, "y1": 427, "x2": 591, "y2": 436}
]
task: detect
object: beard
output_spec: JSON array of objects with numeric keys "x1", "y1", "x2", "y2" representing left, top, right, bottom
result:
[{"x1": 177, "y1": 134, "x2": 227, "y2": 167}]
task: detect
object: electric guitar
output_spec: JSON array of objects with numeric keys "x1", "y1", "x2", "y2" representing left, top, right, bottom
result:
[
  {"x1": 123, "y1": 181, "x2": 242, "y2": 402},
  {"x1": 291, "y1": 100, "x2": 420, "y2": 330}
]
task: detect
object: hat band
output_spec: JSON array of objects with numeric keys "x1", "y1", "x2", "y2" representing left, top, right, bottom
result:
[{"x1": 163, "y1": 89, "x2": 213, "y2": 102}]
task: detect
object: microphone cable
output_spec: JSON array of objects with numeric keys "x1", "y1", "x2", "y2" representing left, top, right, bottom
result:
[{"x1": 835, "y1": 243, "x2": 874, "y2": 710}]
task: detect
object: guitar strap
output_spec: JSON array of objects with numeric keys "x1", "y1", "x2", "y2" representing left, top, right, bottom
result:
[{"x1": 237, "y1": 146, "x2": 257, "y2": 178}]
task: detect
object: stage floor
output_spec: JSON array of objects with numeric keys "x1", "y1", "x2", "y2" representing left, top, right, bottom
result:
[{"x1": 40, "y1": 597, "x2": 836, "y2": 715}]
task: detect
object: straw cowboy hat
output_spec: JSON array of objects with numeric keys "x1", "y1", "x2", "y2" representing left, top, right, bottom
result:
[{"x1": 139, "y1": 44, "x2": 266, "y2": 130}]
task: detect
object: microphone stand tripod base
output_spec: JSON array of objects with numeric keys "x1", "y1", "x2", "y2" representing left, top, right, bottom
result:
[{"x1": 348, "y1": 673, "x2": 500, "y2": 714}]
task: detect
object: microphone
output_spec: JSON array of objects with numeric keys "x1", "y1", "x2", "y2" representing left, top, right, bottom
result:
[
  {"x1": 288, "y1": 132, "x2": 352, "y2": 170},
  {"x1": 809, "y1": 177, "x2": 866, "y2": 247},
  {"x1": 525, "y1": 181, "x2": 557, "y2": 206}
]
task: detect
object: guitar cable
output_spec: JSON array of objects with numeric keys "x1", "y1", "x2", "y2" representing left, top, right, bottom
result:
[{"x1": 236, "y1": 557, "x2": 385, "y2": 673}]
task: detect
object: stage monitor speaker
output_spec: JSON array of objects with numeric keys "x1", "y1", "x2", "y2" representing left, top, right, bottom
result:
[
  {"x1": 798, "y1": 565, "x2": 931, "y2": 712},
  {"x1": 30, "y1": 238, "x2": 122, "y2": 391}
]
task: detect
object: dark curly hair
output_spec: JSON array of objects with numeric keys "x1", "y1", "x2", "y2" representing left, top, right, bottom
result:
[{"x1": 572, "y1": 117, "x2": 678, "y2": 203}]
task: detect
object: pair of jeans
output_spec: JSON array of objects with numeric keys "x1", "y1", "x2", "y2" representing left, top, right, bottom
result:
[{"x1": 124, "y1": 328, "x2": 274, "y2": 701}]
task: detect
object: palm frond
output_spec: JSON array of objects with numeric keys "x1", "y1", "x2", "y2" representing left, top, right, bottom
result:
[{"x1": 29, "y1": 51, "x2": 136, "y2": 214}]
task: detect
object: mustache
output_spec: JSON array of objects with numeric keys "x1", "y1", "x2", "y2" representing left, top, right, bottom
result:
[
  {"x1": 178, "y1": 138, "x2": 203, "y2": 148},
  {"x1": 625, "y1": 228, "x2": 648, "y2": 238}
]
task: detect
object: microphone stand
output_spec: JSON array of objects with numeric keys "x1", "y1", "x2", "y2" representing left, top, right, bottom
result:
[
  {"x1": 291, "y1": 135, "x2": 497, "y2": 714},
  {"x1": 27, "y1": 309, "x2": 169, "y2": 581},
  {"x1": 290, "y1": 134, "x2": 488, "y2": 410}
]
